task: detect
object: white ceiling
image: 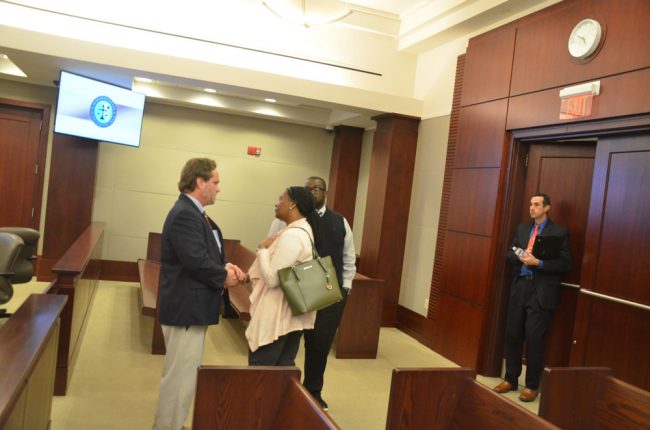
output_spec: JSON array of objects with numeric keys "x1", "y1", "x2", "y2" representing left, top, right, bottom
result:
[
  {"x1": 348, "y1": 0, "x2": 427, "y2": 16},
  {"x1": 0, "y1": 0, "x2": 559, "y2": 129}
]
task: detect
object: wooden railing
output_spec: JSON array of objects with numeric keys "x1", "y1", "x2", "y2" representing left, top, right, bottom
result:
[
  {"x1": 47, "y1": 222, "x2": 104, "y2": 395},
  {"x1": 0, "y1": 294, "x2": 67, "y2": 429}
]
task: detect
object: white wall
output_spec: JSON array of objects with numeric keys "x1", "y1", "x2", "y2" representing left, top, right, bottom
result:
[
  {"x1": 93, "y1": 102, "x2": 334, "y2": 261},
  {"x1": 399, "y1": 116, "x2": 450, "y2": 315}
]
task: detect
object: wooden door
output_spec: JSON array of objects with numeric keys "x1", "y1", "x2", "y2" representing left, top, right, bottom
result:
[
  {"x1": 571, "y1": 134, "x2": 650, "y2": 390},
  {"x1": 0, "y1": 103, "x2": 46, "y2": 229},
  {"x1": 522, "y1": 142, "x2": 595, "y2": 366}
]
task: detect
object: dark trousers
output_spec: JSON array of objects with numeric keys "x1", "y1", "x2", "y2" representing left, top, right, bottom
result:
[
  {"x1": 248, "y1": 330, "x2": 303, "y2": 366},
  {"x1": 303, "y1": 289, "x2": 348, "y2": 396},
  {"x1": 504, "y1": 277, "x2": 552, "y2": 390}
]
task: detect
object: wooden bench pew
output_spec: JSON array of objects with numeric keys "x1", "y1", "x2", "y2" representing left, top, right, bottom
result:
[
  {"x1": 192, "y1": 366, "x2": 339, "y2": 430},
  {"x1": 140, "y1": 233, "x2": 385, "y2": 359},
  {"x1": 221, "y1": 239, "x2": 256, "y2": 321},
  {"x1": 386, "y1": 368, "x2": 559, "y2": 430},
  {"x1": 539, "y1": 367, "x2": 650, "y2": 430}
]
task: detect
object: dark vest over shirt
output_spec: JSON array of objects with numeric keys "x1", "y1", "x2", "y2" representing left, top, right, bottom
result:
[{"x1": 317, "y1": 208, "x2": 345, "y2": 288}]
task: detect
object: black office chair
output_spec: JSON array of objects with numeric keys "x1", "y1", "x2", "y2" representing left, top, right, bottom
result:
[
  {"x1": 0, "y1": 232, "x2": 24, "y2": 318},
  {"x1": 0, "y1": 227, "x2": 39, "y2": 284}
]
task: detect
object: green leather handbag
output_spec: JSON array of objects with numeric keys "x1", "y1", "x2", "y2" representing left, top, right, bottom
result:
[{"x1": 277, "y1": 227, "x2": 342, "y2": 316}]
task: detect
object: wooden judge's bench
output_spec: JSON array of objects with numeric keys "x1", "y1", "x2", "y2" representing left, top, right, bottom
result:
[{"x1": 138, "y1": 233, "x2": 385, "y2": 358}]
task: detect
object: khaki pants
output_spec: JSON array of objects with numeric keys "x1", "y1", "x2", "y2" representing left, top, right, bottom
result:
[{"x1": 152, "y1": 325, "x2": 206, "y2": 430}]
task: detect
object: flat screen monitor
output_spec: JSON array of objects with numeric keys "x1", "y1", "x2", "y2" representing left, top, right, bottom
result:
[{"x1": 54, "y1": 70, "x2": 146, "y2": 147}]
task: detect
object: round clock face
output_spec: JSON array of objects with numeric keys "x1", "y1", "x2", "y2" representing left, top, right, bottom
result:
[
  {"x1": 90, "y1": 96, "x2": 117, "y2": 127},
  {"x1": 568, "y1": 18, "x2": 602, "y2": 60}
]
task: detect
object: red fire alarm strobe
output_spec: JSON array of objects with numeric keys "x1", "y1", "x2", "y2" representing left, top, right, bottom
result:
[{"x1": 247, "y1": 146, "x2": 261, "y2": 157}]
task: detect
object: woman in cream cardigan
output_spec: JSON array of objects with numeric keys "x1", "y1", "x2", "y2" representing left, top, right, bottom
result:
[{"x1": 246, "y1": 186, "x2": 321, "y2": 365}]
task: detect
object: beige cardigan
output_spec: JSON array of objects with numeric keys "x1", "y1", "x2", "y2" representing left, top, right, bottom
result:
[{"x1": 245, "y1": 218, "x2": 316, "y2": 352}]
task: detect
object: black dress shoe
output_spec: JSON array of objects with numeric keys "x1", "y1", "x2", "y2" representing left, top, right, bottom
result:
[{"x1": 316, "y1": 395, "x2": 329, "y2": 411}]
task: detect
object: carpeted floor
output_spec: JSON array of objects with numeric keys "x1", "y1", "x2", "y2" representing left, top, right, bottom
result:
[{"x1": 5, "y1": 280, "x2": 539, "y2": 429}]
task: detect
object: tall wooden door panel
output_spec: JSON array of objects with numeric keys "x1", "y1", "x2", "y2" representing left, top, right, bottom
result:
[
  {"x1": 571, "y1": 134, "x2": 650, "y2": 390},
  {"x1": 0, "y1": 104, "x2": 43, "y2": 228},
  {"x1": 522, "y1": 142, "x2": 595, "y2": 366}
]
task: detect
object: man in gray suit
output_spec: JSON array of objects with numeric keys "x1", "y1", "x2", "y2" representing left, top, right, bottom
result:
[{"x1": 152, "y1": 158, "x2": 245, "y2": 430}]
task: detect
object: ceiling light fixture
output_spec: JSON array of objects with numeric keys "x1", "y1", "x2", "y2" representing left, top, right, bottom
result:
[
  {"x1": 264, "y1": 98, "x2": 277, "y2": 103},
  {"x1": 204, "y1": 88, "x2": 217, "y2": 93},
  {"x1": 262, "y1": 0, "x2": 351, "y2": 27},
  {"x1": 0, "y1": 53, "x2": 27, "y2": 77}
]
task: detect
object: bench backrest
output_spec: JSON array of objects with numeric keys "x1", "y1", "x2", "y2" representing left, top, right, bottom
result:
[
  {"x1": 223, "y1": 239, "x2": 256, "y2": 271},
  {"x1": 193, "y1": 366, "x2": 338, "y2": 430},
  {"x1": 386, "y1": 368, "x2": 559, "y2": 430},
  {"x1": 539, "y1": 367, "x2": 650, "y2": 430}
]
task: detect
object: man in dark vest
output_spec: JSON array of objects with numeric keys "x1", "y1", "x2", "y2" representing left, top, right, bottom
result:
[{"x1": 267, "y1": 176, "x2": 356, "y2": 410}]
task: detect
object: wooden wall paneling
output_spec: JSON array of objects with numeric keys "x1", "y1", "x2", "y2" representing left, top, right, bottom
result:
[
  {"x1": 359, "y1": 113, "x2": 419, "y2": 324},
  {"x1": 428, "y1": 54, "x2": 465, "y2": 323},
  {"x1": 395, "y1": 305, "x2": 436, "y2": 350},
  {"x1": 440, "y1": 231, "x2": 492, "y2": 305},
  {"x1": 511, "y1": 0, "x2": 650, "y2": 97},
  {"x1": 456, "y1": 100, "x2": 509, "y2": 168},
  {"x1": 328, "y1": 125, "x2": 363, "y2": 226},
  {"x1": 460, "y1": 22, "x2": 517, "y2": 107},
  {"x1": 446, "y1": 168, "x2": 500, "y2": 235},
  {"x1": 42, "y1": 134, "x2": 98, "y2": 264},
  {"x1": 434, "y1": 293, "x2": 484, "y2": 368},
  {"x1": 507, "y1": 67, "x2": 650, "y2": 130}
]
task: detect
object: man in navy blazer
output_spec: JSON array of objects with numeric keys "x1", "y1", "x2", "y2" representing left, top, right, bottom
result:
[
  {"x1": 153, "y1": 158, "x2": 244, "y2": 430},
  {"x1": 493, "y1": 193, "x2": 571, "y2": 403}
]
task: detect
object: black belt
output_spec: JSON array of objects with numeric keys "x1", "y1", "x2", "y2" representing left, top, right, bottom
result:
[{"x1": 519, "y1": 275, "x2": 534, "y2": 281}]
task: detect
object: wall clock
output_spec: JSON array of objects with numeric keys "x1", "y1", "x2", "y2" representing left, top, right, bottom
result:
[{"x1": 568, "y1": 18, "x2": 603, "y2": 60}]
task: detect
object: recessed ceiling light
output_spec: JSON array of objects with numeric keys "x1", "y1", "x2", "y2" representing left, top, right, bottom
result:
[
  {"x1": 0, "y1": 53, "x2": 27, "y2": 77},
  {"x1": 135, "y1": 77, "x2": 153, "y2": 83},
  {"x1": 264, "y1": 98, "x2": 277, "y2": 103},
  {"x1": 204, "y1": 88, "x2": 217, "y2": 93}
]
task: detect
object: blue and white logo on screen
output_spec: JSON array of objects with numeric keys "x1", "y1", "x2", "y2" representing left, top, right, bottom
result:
[{"x1": 90, "y1": 96, "x2": 117, "y2": 128}]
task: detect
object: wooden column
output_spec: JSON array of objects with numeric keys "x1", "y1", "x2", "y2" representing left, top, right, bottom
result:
[
  {"x1": 39, "y1": 134, "x2": 98, "y2": 280},
  {"x1": 327, "y1": 125, "x2": 363, "y2": 225},
  {"x1": 359, "y1": 113, "x2": 419, "y2": 325}
]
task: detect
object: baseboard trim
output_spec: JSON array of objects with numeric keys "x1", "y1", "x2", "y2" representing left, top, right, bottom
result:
[{"x1": 395, "y1": 304, "x2": 436, "y2": 350}]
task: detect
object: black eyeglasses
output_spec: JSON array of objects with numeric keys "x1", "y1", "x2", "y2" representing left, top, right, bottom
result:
[{"x1": 308, "y1": 187, "x2": 325, "y2": 194}]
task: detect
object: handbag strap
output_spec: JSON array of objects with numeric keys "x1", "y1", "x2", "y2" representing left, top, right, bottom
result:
[{"x1": 284, "y1": 226, "x2": 319, "y2": 260}]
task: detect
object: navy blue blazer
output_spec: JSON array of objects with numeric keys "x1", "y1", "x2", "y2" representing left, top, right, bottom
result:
[
  {"x1": 507, "y1": 219, "x2": 572, "y2": 310},
  {"x1": 159, "y1": 193, "x2": 228, "y2": 326}
]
